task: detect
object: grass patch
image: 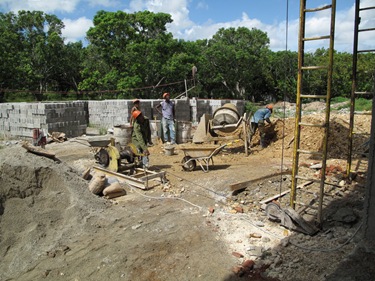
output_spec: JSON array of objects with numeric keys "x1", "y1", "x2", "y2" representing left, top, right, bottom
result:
[
  {"x1": 331, "y1": 97, "x2": 348, "y2": 104},
  {"x1": 355, "y1": 98, "x2": 373, "y2": 111},
  {"x1": 99, "y1": 127, "x2": 107, "y2": 135}
]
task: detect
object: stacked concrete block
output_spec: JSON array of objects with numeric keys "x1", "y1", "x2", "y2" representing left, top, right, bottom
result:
[
  {"x1": 44, "y1": 101, "x2": 88, "y2": 137},
  {"x1": 0, "y1": 98, "x2": 246, "y2": 140},
  {"x1": 194, "y1": 99, "x2": 211, "y2": 123},
  {"x1": 1, "y1": 103, "x2": 44, "y2": 138},
  {"x1": 189, "y1": 98, "x2": 198, "y2": 124},
  {"x1": 137, "y1": 100, "x2": 153, "y2": 120},
  {"x1": 174, "y1": 98, "x2": 191, "y2": 121},
  {"x1": 88, "y1": 100, "x2": 130, "y2": 129},
  {"x1": 0, "y1": 101, "x2": 88, "y2": 139}
]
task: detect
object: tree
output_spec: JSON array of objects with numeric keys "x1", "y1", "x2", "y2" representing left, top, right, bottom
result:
[
  {"x1": 0, "y1": 12, "x2": 23, "y2": 101},
  {"x1": 199, "y1": 27, "x2": 272, "y2": 100},
  {"x1": 15, "y1": 11, "x2": 66, "y2": 100},
  {"x1": 82, "y1": 10, "x2": 182, "y2": 98},
  {"x1": 268, "y1": 50, "x2": 298, "y2": 101}
]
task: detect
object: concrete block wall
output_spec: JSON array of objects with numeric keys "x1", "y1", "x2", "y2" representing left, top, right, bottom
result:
[
  {"x1": 45, "y1": 102, "x2": 88, "y2": 137},
  {"x1": 0, "y1": 99, "x2": 246, "y2": 139},
  {"x1": 0, "y1": 101, "x2": 87, "y2": 139},
  {"x1": 88, "y1": 100, "x2": 130, "y2": 128}
]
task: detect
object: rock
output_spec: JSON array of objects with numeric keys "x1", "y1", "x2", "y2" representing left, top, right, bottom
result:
[
  {"x1": 131, "y1": 224, "x2": 142, "y2": 230},
  {"x1": 262, "y1": 237, "x2": 271, "y2": 242},
  {"x1": 281, "y1": 238, "x2": 289, "y2": 247},
  {"x1": 232, "y1": 251, "x2": 244, "y2": 258},
  {"x1": 249, "y1": 233, "x2": 262, "y2": 238},
  {"x1": 310, "y1": 163, "x2": 322, "y2": 169},
  {"x1": 274, "y1": 256, "x2": 283, "y2": 266},
  {"x1": 232, "y1": 266, "x2": 244, "y2": 276},
  {"x1": 332, "y1": 207, "x2": 357, "y2": 223},
  {"x1": 248, "y1": 246, "x2": 262, "y2": 257},
  {"x1": 232, "y1": 206, "x2": 244, "y2": 213},
  {"x1": 242, "y1": 259, "x2": 255, "y2": 270}
]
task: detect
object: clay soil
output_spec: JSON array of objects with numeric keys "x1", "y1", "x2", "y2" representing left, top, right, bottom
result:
[{"x1": 1, "y1": 102, "x2": 374, "y2": 281}]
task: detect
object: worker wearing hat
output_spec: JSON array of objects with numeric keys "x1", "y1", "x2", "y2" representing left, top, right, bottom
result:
[
  {"x1": 250, "y1": 104, "x2": 274, "y2": 148},
  {"x1": 129, "y1": 99, "x2": 140, "y2": 124},
  {"x1": 130, "y1": 98, "x2": 153, "y2": 146},
  {"x1": 131, "y1": 110, "x2": 150, "y2": 167},
  {"x1": 155, "y1": 92, "x2": 176, "y2": 145}
]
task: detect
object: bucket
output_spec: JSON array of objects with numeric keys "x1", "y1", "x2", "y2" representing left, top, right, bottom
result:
[
  {"x1": 176, "y1": 121, "x2": 192, "y2": 144},
  {"x1": 113, "y1": 124, "x2": 132, "y2": 146},
  {"x1": 149, "y1": 120, "x2": 161, "y2": 143},
  {"x1": 164, "y1": 146, "x2": 175, "y2": 156}
]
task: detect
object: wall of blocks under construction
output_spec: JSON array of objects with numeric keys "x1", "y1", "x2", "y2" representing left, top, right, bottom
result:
[{"x1": 0, "y1": 98, "x2": 245, "y2": 139}]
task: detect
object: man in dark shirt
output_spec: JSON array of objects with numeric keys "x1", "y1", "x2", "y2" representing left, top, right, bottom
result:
[
  {"x1": 250, "y1": 104, "x2": 273, "y2": 148},
  {"x1": 131, "y1": 110, "x2": 150, "y2": 167}
]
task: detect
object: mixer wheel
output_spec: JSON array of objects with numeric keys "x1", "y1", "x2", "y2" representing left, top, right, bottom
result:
[{"x1": 96, "y1": 148, "x2": 110, "y2": 167}]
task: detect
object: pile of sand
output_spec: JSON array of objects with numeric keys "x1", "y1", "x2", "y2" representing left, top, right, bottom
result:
[{"x1": 0, "y1": 146, "x2": 110, "y2": 280}]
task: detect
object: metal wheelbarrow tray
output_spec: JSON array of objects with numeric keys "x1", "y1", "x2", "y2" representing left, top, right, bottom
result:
[
  {"x1": 85, "y1": 136, "x2": 112, "y2": 147},
  {"x1": 179, "y1": 143, "x2": 228, "y2": 172}
]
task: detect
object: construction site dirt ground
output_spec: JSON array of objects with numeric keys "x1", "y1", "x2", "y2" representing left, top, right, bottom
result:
[{"x1": 1, "y1": 103, "x2": 375, "y2": 281}]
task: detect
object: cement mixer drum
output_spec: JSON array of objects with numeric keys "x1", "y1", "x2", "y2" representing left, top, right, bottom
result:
[{"x1": 212, "y1": 103, "x2": 240, "y2": 133}]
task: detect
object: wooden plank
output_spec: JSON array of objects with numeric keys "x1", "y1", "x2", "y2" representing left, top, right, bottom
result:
[
  {"x1": 92, "y1": 166, "x2": 165, "y2": 190},
  {"x1": 21, "y1": 142, "x2": 60, "y2": 162},
  {"x1": 259, "y1": 180, "x2": 313, "y2": 205},
  {"x1": 93, "y1": 166, "x2": 147, "y2": 189},
  {"x1": 259, "y1": 189, "x2": 291, "y2": 205}
]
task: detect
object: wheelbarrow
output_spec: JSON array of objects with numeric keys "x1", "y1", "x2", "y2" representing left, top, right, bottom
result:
[{"x1": 179, "y1": 143, "x2": 229, "y2": 172}]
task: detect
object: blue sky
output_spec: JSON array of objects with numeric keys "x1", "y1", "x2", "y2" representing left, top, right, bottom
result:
[{"x1": 0, "y1": 0, "x2": 374, "y2": 52}]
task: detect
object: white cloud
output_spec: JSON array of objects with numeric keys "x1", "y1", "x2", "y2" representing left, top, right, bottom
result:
[
  {"x1": 125, "y1": 0, "x2": 359, "y2": 52},
  {"x1": 128, "y1": 0, "x2": 193, "y2": 32},
  {"x1": 0, "y1": 0, "x2": 80, "y2": 13},
  {"x1": 196, "y1": 1, "x2": 208, "y2": 10},
  {"x1": 86, "y1": 0, "x2": 120, "y2": 8},
  {"x1": 62, "y1": 17, "x2": 93, "y2": 43},
  {"x1": 1, "y1": 0, "x2": 373, "y2": 52},
  {"x1": 128, "y1": 0, "x2": 146, "y2": 11}
]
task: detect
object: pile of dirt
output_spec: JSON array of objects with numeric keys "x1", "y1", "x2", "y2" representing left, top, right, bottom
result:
[
  {"x1": 0, "y1": 147, "x2": 112, "y2": 280},
  {"x1": 255, "y1": 112, "x2": 371, "y2": 160}
]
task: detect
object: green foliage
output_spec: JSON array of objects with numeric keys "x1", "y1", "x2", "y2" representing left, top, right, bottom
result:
[
  {"x1": 0, "y1": 11, "x2": 84, "y2": 102},
  {"x1": 199, "y1": 27, "x2": 272, "y2": 100},
  {"x1": 355, "y1": 98, "x2": 373, "y2": 111},
  {"x1": 0, "y1": 10, "x2": 374, "y2": 103},
  {"x1": 331, "y1": 96, "x2": 348, "y2": 103},
  {"x1": 244, "y1": 102, "x2": 258, "y2": 115},
  {"x1": 268, "y1": 50, "x2": 298, "y2": 101}
]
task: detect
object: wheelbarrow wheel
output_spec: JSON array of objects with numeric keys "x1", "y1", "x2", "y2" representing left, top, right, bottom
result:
[{"x1": 182, "y1": 156, "x2": 196, "y2": 171}]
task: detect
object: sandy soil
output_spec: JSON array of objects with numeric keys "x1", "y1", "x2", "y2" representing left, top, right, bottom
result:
[{"x1": 1, "y1": 102, "x2": 374, "y2": 281}]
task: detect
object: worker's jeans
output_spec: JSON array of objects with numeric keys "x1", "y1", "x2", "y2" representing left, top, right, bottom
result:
[
  {"x1": 258, "y1": 120, "x2": 266, "y2": 147},
  {"x1": 162, "y1": 117, "x2": 176, "y2": 144},
  {"x1": 251, "y1": 120, "x2": 266, "y2": 148}
]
